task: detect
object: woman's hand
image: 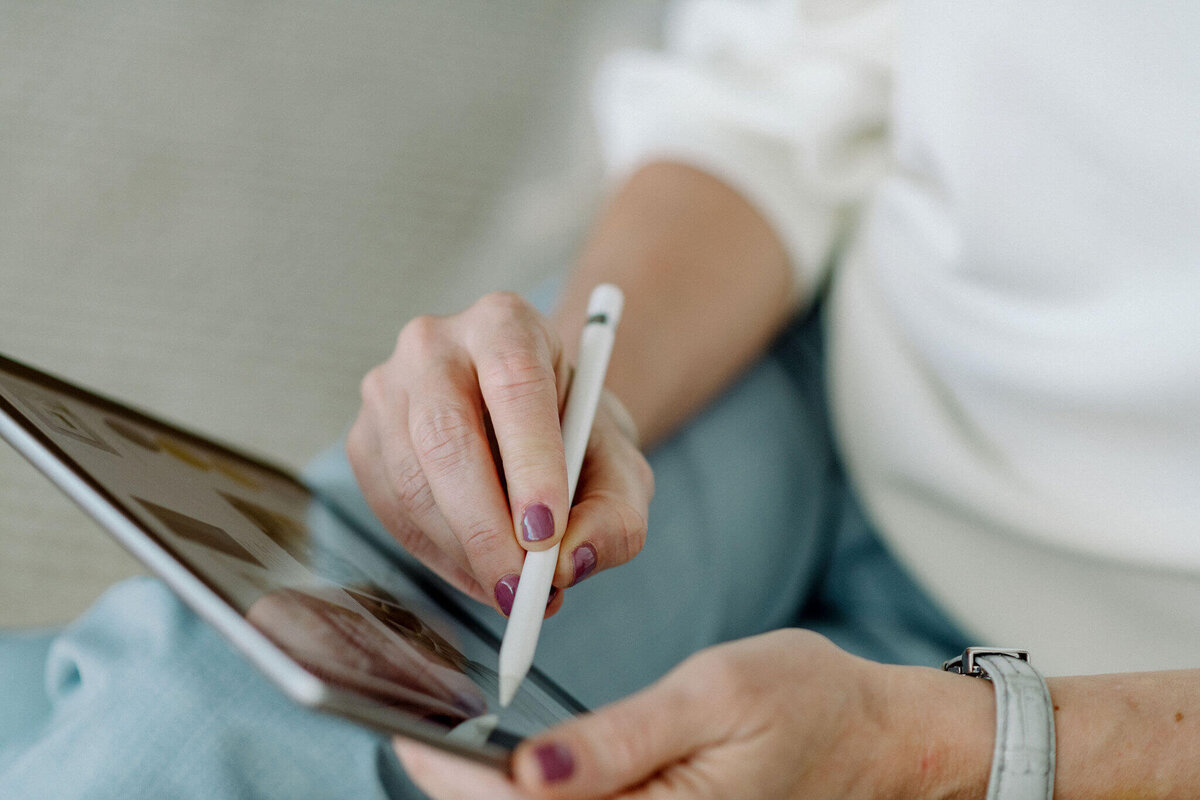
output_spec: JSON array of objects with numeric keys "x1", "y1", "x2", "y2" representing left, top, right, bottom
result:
[
  {"x1": 394, "y1": 629, "x2": 995, "y2": 799},
  {"x1": 347, "y1": 292, "x2": 653, "y2": 616}
]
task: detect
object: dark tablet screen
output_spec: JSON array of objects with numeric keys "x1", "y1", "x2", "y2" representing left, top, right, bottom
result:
[{"x1": 0, "y1": 354, "x2": 583, "y2": 767}]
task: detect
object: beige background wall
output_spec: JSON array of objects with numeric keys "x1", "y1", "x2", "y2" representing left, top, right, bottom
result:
[{"x1": 0, "y1": 2, "x2": 663, "y2": 627}]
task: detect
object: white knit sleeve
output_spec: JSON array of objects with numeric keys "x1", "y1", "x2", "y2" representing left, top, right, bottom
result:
[{"x1": 593, "y1": 0, "x2": 894, "y2": 307}]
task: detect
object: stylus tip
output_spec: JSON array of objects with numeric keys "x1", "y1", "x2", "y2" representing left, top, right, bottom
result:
[{"x1": 498, "y1": 674, "x2": 520, "y2": 707}]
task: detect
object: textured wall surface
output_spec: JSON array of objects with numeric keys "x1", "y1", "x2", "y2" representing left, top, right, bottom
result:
[{"x1": 0, "y1": 2, "x2": 662, "y2": 626}]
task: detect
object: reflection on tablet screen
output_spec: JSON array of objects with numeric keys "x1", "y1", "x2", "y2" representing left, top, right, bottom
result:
[{"x1": 0, "y1": 361, "x2": 581, "y2": 756}]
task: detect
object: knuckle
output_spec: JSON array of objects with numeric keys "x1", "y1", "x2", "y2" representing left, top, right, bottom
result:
[
  {"x1": 459, "y1": 519, "x2": 506, "y2": 563},
  {"x1": 480, "y1": 346, "x2": 554, "y2": 408},
  {"x1": 410, "y1": 406, "x2": 476, "y2": 477},
  {"x1": 686, "y1": 649, "x2": 746, "y2": 699},
  {"x1": 359, "y1": 367, "x2": 385, "y2": 408},
  {"x1": 465, "y1": 300, "x2": 557, "y2": 412},
  {"x1": 775, "y1": 627, "x2": 834, "y2": 661},
  {"x1": 395, "y1": 315, "x2": 443, "y2": 362},
  {"x1": 390, "y1": 454, "x2": 436, "y2": 520},
  {"x1": 474, "y1": 291, "x2": 534, "y2": 323},
  {"x1": 610, "y1": 496, "x2": 648, "y2": 563}
]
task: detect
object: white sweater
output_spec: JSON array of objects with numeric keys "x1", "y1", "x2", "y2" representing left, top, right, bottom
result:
[{"x1": 594, "y1": 0, "x2": 1200, "y2": 675}]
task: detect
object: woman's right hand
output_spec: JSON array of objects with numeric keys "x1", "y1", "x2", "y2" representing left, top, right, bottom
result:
[{"x1": 346, "y1": 291, "x2": 653, "y2": 617}]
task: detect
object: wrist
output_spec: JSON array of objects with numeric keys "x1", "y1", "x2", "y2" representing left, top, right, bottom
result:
[{"x1": 883, "y1": 664, "x2": 995, "y2": 800}]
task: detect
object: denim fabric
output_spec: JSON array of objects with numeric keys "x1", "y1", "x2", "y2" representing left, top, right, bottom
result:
[{"x1": 0, "y1": 310, "x2": 965, "y2": 798}]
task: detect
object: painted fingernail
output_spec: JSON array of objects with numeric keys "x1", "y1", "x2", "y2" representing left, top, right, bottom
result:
[
  {"x1": 546, "y1": 586, "x2": 559, "y2": 608},
  {"x1": 521, "y1": 503, "x2": 555, "y2": 543},
  {"x1": 494, "y1": 573, "x2": 519, "y2": 616},
  {"x1": 534, "y1": 741, "x2": 575, "y2": 783},
  {"x1": 571, "y1": 543, "x2": 597, "y2": 585}
]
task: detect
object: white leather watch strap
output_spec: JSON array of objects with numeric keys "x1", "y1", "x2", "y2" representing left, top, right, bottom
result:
[{"x1": 944, "y1": 649, "x2": 1055, "y2": 800}]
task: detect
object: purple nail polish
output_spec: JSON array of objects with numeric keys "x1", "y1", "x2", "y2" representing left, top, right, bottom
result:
[
  {"x1": 571, "y1": 543, "x2": 597, "y2": 585},
  {"x1": 494, "y1": 574, "x2": 519, "y2": 616},
  {"x1": 522, "y1": 503, "x2": 555, "y2": 543},
  {"x1": 534, "y1": 741, "x2": 575, "y2": 783}
]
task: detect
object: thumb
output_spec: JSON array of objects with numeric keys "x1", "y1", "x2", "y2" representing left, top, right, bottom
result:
[{"x1": 511, "y1": 676, "x2": 706, "y2": 798}]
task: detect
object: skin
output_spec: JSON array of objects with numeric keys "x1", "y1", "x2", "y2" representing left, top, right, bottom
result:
[
  {"x1": 396, "y1": 631, "x2": 996, "y2": 800},
  {"x1": 351, "y1": 161, "x2": 1200, "y2": 797},
  {"x1": 346, "y1": 162, "x2": 789, "y2": 612},
  {"x1": 395, "y1": 634, "x2": 1200, "y2": 799},
  {"x1": 549, "y1": 162, "x2": 795, "y2": 448}
]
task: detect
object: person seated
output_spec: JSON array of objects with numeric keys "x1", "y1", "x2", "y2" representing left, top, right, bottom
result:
[{"x1": 2, "y1": 2, "x2": 1197, "y2": 798}]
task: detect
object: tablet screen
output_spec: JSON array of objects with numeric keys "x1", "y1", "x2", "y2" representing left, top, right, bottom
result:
[{"x1": 0, "y1": 355, "x2": 582, "y2": 766}]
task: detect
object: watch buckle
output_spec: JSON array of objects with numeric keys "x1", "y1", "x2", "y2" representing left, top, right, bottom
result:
[{"x1": 943, "y1": 647, "x2": 1030, "y2": 679}]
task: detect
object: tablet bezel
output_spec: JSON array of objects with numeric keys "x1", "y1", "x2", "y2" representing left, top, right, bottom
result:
[{"x1": 0, "y1": 352, "x2": 586, "y2": 770}]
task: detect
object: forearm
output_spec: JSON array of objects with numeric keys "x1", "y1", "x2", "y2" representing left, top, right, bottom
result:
[
  {"x1": 552, "y1": 161, "x2": 794, "y2": 447},
  {"x1": 1049, "y1": 670, "x2": 1200, "y2": 799},
  {"x1": 902, "y1": 666, "x2": 1200, "y2": 800}
]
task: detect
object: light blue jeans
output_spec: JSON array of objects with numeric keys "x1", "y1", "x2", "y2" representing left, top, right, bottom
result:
[{"x1": 0, "y1": 310, "x2": 966, "y2": 798}]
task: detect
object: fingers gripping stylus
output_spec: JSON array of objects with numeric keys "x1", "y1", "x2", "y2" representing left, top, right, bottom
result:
[{"x1": 497, "y1": 284, "x2": 624, "y2": 707}]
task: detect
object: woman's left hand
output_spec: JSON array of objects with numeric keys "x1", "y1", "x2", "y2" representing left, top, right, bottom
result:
[{"x1": 394, "y1": 629, "x2": 995, "y2": 799}]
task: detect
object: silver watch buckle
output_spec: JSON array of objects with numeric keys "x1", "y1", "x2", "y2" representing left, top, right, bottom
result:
[{"x1": 942, "y1": 647, "x2": 1030, "y2": 679}]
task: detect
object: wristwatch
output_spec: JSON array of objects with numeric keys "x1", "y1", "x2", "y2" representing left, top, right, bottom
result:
[{"x1": 943, "y1": 648, "x2": 1055, "y2": 800}]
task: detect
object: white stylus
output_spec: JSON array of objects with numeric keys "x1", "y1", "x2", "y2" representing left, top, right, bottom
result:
[{"x1": 497, "y1": 283, "x2": 624, "y2": 707}]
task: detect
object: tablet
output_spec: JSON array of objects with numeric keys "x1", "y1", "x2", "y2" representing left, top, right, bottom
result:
[{"x1": 0, "y1": 352, "x2": 584, "y2": 770}]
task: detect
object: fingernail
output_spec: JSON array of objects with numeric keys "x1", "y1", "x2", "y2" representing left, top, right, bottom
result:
[
  {"x1": 533, "y1": 741, "x2": 575, "y2": 783},
  {"x1": 521, "y1": 503, "x2": 555, "y2": 543},
  {"x1": 546, "y1": 586, "x2": 559, "y2": 608},
  {"x1": 494, "y1": 574, "x2": 519, "y2": 616},
  {"x1": 571, "y1": 543, "x2": 597, "y2": 585}
]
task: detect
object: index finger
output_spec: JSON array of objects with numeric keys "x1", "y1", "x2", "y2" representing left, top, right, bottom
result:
[{"x1": 467, "y1": 294, "x2": 571, "y2": 555}]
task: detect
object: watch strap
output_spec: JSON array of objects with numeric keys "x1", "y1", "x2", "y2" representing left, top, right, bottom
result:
[{"x1": 975, "y1": 653, "x2": 1055, "y2": 800}]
